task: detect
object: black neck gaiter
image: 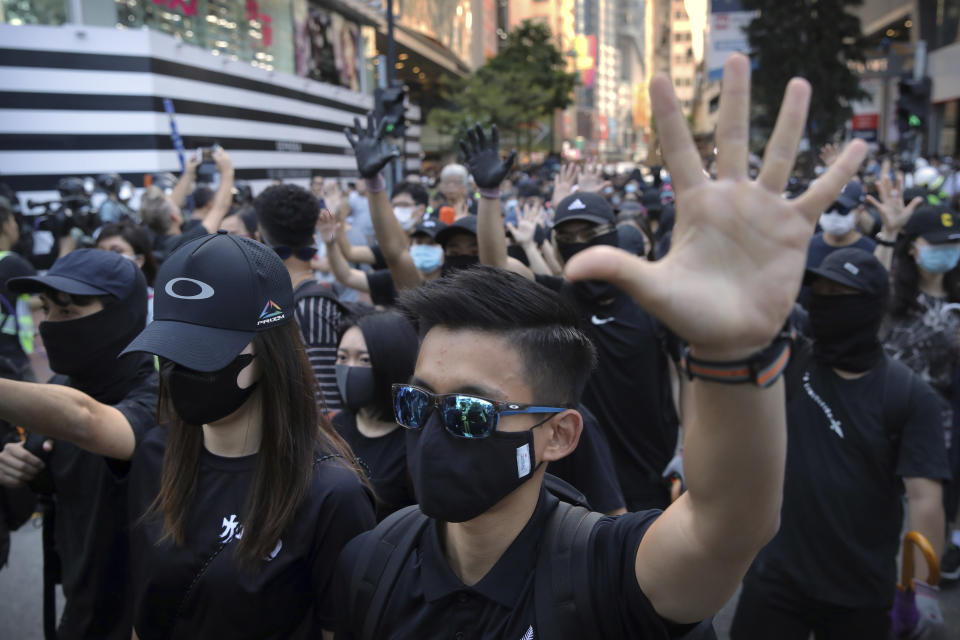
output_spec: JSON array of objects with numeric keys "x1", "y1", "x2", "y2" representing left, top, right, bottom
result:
[{"x1": 808, "y1": 293, "x2": 886, "y2": 373}]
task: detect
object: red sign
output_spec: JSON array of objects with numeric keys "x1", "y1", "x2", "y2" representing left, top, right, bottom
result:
[
  {"x1": 152, "y1": 0, "x2": 197, "y2": 17},
  {"x1": 851, "y1": 114, "x2": 879, "y2": 130}
]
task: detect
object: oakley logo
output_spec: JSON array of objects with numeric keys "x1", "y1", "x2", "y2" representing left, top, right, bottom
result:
[
  {"x1": 843, "y1": 262, "x2": 859, "y2": 275},
  {"x1": 165, "y1": 278, "x2": 215, "y2": 300},
  {"x1": 591, "y1": 314, "x2": 615, "y2": 325}
]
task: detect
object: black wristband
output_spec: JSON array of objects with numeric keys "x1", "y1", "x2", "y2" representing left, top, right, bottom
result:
[
  {"x1": 681, "y1": 329, "x2": 795, "y2": 388},
  {"x1": 874, "y1": 236, "x2": 896, "y2": 247}
]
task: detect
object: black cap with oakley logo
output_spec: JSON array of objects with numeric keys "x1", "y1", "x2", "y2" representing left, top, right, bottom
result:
[
  {"x1": 903, "y1": 205, "x2": 960, "y2": 244},
  {"x1": 121, "y1": 231, "x2": 294, "y2": 372}
]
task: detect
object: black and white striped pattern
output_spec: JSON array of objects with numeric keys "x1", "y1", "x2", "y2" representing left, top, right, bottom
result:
[
  {"x1": 0, "y1": 23, "x2": 421, "y2": 206},
  {"x1": 294, "y1": 293, "x2": 345, "y2": 412}
]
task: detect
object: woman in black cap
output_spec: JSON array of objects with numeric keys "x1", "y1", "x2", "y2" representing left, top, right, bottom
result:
[{"x1": 120, "y1": 231, "x2": 375, "y2": 638}]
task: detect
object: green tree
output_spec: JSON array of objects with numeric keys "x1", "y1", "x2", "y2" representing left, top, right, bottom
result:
[
  {"x1": 427, "y1": 20, "x2": 577, "y2": 153},
  {"x1": 743, "y1": 0, "x2": 867, "y2": 150}
]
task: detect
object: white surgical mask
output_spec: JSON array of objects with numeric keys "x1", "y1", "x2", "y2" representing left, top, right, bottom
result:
[
  {"x1": 394, "y1": 206, "x2": 416, "y2": 230},
  {"x1": 819, "y1": 210, "x2": 856, "y2": 236}
]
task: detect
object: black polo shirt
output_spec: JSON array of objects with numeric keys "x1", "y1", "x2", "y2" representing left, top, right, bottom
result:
[{"x1": 334, "y1": 488, "x2": 691, "y2": 639}]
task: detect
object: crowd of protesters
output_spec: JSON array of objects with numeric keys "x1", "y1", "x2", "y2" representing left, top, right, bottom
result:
[{"x1": 0, "y1": 54, "x2": 956, "y2": 639}]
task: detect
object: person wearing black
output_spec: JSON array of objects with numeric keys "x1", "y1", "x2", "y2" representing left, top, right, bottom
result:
[
  {"x1": 333, "y1": 310, "x2": 418, "y2": 520},
  {"x1": 0, "y1": 249, "x2": 157, "y2": 640},
  {"x1": 806, "y1": 181, "x2": 876, "y2": 269},
  {"x1": 731, "y1": 248, "x2": 949, "y2": 639},
  {"x1": 333, "y1": 54, "x2": 869, "y2": 638},
  {"x1": 464, "y1": 128, "x2": 680, "y2": 511},
  {"x1": 255, "y1": 184, "x2": 347, "y2": 411}
]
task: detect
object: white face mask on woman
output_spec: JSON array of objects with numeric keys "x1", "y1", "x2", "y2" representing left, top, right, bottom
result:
[{"x1": 819, "y1": 210, "x2": 856, "y2": 236}]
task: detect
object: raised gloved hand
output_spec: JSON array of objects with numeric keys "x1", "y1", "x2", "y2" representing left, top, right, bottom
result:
[
  {"x1": 459, "y1": 124, "x2": 517, "y2": 191},
  {"x1": 344, "y1": 112, "x2": 401, "y2": 179}
]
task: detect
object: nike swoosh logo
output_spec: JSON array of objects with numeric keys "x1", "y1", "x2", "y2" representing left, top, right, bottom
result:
[{"x1": 591, "y1": 315, "x2": 615, "y2": 325}]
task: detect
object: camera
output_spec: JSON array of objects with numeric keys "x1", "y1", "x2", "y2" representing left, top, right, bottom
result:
[{"x1": 196, "y1": 145, "x2": 219, "y2": 183}]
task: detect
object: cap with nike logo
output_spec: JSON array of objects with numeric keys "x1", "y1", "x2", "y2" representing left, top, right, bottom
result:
[{"x1": 121, "y1": 231, "x2": 295, "y2": 372}]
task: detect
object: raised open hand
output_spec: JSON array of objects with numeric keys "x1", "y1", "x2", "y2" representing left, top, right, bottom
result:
[
  {"x1": 553, "y1": 163, "x2": 580, "y2": 204},
  {"x1": 818, "y1": 142, "x2": 840, "y2": 167},
  {"x1": 459, "y1": 124, "x2": 516, "y2": 190},
  {"x1": 506, "y1": 202, "x2": 543, "y2": 246},
  {"x1": 316, "y1": 207, "x2": 339, "y2": 244},
  {"x1": 865, "y1": 168, "x2": 922, "y2": 234},
  {"x1": 344, "y1": 112, "x2": 401, "y2": 179},
  {"x1": 578, "y1": 160, "x2": 611, "y2": 193},
  {"x1": 564, "y1": 54, "x2": 867, "y2": 359}
]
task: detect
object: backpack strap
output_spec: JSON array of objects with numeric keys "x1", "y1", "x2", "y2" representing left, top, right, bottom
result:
[
  {"x1": 348, "y1": 504, "x2": 430, "y2": 640},
  {"x1": 534, "y1": 501, "x2": 605, "y2": 640}
]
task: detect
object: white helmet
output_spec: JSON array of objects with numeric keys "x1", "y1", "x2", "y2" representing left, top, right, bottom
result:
[{"x1": 914, "y1": 165, "x2": 940, "y2": 187}]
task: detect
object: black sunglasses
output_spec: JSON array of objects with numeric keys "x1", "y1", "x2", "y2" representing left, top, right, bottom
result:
[
  {"x1": 392, "y1": 383, "x2": 567, "y2": 439},
  {"x1": 269, "y1": 244, "x2": 318, "y2": 261}
]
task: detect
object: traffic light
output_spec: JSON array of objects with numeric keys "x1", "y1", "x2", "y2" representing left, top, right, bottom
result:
[
  {"x1": 896, "y1": 75, "x2": 932, "y2": 137},
  {"x1": 375, "y1": 84, "x2": 406, "y2": 136}
]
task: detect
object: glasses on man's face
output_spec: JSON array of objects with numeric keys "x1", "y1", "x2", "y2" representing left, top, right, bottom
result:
[
  {"x1": 553, "y1": 223, "x2": 616, "y2": 245},
  {"x1": 392, "y1": 384, "x2": 567, "y2": 439}
]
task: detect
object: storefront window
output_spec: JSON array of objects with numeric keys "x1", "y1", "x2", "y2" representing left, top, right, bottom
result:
[
  {"x1": 0, "y1": 0, "x2": 67, "y2": 26},
  {"x1": 293, "y1": 0, "x2": 365, "y2": 91}
]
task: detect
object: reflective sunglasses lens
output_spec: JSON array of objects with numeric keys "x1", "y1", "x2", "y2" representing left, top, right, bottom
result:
[
  {"x1": 393, "y1": 385, "x2": 430, "y2": 429},
  {"x1": 441, "y1": 395, "x2": 496, "y2": 438}
]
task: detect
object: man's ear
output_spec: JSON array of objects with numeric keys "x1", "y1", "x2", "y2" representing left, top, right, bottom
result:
[{"x1": 539, "y1": 409, "x2": 583, "y2": 463}]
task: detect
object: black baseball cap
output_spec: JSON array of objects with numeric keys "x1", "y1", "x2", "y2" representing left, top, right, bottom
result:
[
  {"x1": 903, "y1": 205, "x2": 960, "y2": 244},
  {"x1": 554, "y1": 193, "x2": 616, "y2": 226},
  {"x1": 435, "y1": 215, "x2": 477, "y2": 247},
  {"x1": 410, "y1": 218, "x2": 447, "y2": 240},
  {"x1": 9, "y1": 248, "x2": 141, "y2": 299},
  {"x1": 804, "y1": 247, "x2": 889, "y2": 298},
  {"x1": 121, "y1": 231, "x2": 295, "y2": 372},
  {"x1": 834, "y1": 180, "x2": 864, "y2": 211}
]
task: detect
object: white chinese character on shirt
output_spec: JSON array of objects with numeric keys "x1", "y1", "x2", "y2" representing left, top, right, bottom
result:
[{"x1": 220, "y1": 514, "x2": 244, "y2": 543}]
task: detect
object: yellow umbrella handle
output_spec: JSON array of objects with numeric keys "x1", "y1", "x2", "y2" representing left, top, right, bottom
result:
[{"x1": 901, "y1": 531, "x2": 940, "y2": 588}]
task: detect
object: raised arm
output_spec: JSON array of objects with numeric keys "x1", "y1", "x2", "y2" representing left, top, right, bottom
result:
[
  {"x1": 169, "y1": 154, "x2": 200, "y2": 208},
  {"x1": 0, "y1": 379, "x2": 135, "y2": 461},
  {"x1": 317, "y1": 209, "x2": 370, "y2": 293},
  {"x1": 345, "y1": 113, "x2": 421, "y2": 290},
  {"x1": 866, "y1": 166, "x2": 922, "y2": 270},
  {"x1": 565, "y1": 53, "x2": 867, "y2": 623},
  {"x1": 507, "y1": 203, "x2": 552, "y2": 276},
  {"x1": 326, "y1": 181, "x2": 377, "y2": 264},
  {"x1": 201, "y1": 148, "x2": 235, "y2": 235}
]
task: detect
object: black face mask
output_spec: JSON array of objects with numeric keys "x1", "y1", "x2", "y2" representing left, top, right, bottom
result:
[
  {"x1": 808, "y1": 293, "x2": 886, "y2": 373},
  {"x1": 335, "y1": 364, "x2": 376, "y2": 412},
  {"x1": 40, "y1": 298, "x2": 147, "y2": 403},
  {"x1": 556, "y1": 232, "x2": 621, "y2": 304},
  {"x1": 441, "y1": 254, "x2": 479, "y2": 277},
  {"x1": 160, "y1": 353, "x2": 258, "y2": 425},
  {"x1": 406, "y1": 412, "x2": 545, "y2": 523}
]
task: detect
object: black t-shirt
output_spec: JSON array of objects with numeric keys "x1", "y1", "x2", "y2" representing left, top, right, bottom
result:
[
  {"x1": 159, "y1": 224, "x2": 209, "y2": 261},
  {"x1": 805, "y1": 233, "x2": 877, "y2": 270},
  {"x1": 334, "y1": 488, "x2": 687, "y2": 638},
  {"x1": 548, "y1": 403, "x2": 626, "y2": 513},
  {"x1": 49, "y1": 359, "x2": 159, "y2": 640},
  {"x1": 536, "y1": 275, "x2": 679, "y2": 511},
  {"x1": 365, "y1": 269, "x2": 399, "y2": 307},
  {"x1": 128, "y1": 426, "x2": 376, "y2": 638},
  {"x1": 749, "y1": 348, "x2": 951, "y2": 608},
  {"x1": 0, "y1": 251, "x2": 35, "y2": 368},
  {"x1": 333, "y1": 410, "x2": 413, "y2": 521}
]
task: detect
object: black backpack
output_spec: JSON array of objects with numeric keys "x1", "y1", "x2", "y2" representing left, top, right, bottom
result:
[{"x1": 346, "y1": 475, "x2": 716, "y2": 639}]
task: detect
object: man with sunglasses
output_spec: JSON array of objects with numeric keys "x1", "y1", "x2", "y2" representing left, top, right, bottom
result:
[
  {"x1": 333, "y1": 55, "x2": 868, "y2": 638},
  {"x1": 254, "y1": 183, "x2": 347, "y2": 411}
]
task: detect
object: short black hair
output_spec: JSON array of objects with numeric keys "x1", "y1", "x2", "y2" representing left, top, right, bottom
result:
[
  {"x1": 254, "y1": 184, "x2": 318, "y2": 247},
  {"x1": 193, "y1": 186, "x2": 215, "y2": 210},
  {"x1": 224, "y1": 204, "x2": 259, "y2": 235},
  {"x1": 398, "y1": 265, "x2": 596, "y2": 406},
  {"x1": 346, "y1": 310, "x2": 420, "y2": 420},
  {"x1": 0, "y1": 196, "x2": 13, "y2": 228},
  {"x1": 391, "y1": 181, "x2": 429, "y2": 207}
]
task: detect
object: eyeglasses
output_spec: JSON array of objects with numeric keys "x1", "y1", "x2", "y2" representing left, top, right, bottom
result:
[
  {"x1": 392, "y1": 383, "x2": 567, "y2": 439},
  {"x1": 553, "y1": 223, "x2": 616, "y2": 245}
]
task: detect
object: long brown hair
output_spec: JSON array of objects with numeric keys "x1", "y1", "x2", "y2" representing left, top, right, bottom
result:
[{"x1": 151, "y1": 321, "x2": 363, "y2": 568}]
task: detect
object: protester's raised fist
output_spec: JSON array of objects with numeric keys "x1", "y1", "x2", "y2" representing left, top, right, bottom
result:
[
  {"x1": 344, "y1": 112, "x2": 401, "y2": 179},
  {"x1": 0, "y1": 441, "x2": 45, "y2": 488},
  {"x1": 459, "y1": 124, "x2": 516, "y2": 190},
  {"x1": 565, "y1": 54, "x2": 867, "y2": 360}
]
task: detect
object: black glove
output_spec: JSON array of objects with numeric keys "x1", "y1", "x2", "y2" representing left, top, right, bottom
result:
[
  {"x1": 344, "y1": 112, "x2": 401, "y2": 179},
  {"x1": 459, "y1": 124, "x2": 517, "y2": 190}
]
